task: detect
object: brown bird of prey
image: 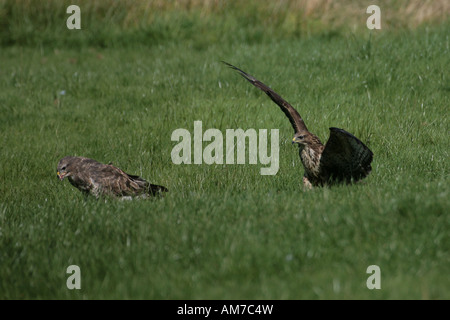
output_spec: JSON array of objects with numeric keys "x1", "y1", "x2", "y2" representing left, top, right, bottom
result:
[
  {"x1": 57, "y1": 156, "x2": 168, "y2": 198},
  {"x1": 223, "y1": 62, "x2": 373, "y2": 188}
]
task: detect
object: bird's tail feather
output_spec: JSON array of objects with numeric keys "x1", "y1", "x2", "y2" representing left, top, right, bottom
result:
[
  {"x1": 147, "y1": 184, "x2": 169, "y2": 195},
  {"x1": 127, "y1": 174, "x2": 168, "y2": 195}
]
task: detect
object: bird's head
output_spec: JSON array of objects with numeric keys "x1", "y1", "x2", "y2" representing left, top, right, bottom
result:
[
  {"x1": 292, "y1": 131, "x2": 312, "y2": 147},
  {"x1": 57, "y1": 156, "x2": 76, "y2": 181}
]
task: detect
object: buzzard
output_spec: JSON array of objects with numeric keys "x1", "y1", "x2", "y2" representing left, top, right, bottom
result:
[
  {"x1": 223, "y1": 62, "x2": 373, "y2": 188},
  {"x1": 57, "y1": 156, "x2": 168, "y2": 198}
]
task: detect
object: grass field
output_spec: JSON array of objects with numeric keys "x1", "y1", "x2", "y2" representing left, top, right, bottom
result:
[{"x1": 0, "y1": 1, "x2": 449, "y2": 299}]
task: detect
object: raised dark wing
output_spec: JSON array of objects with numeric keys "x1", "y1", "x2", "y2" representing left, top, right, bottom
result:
[
  {"x1": 223, "y1": 61, "x2": 308, "y2": 133},
  {"x1": 319, "y1": 128, "x2": 373, "y2": 183}
]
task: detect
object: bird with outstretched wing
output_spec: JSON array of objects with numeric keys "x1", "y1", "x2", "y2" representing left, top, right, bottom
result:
[
  {"x1": 57, "y1": 156, "x2": 168, "y2": 198},
  {"x1": 223, "y1": 62, "x2": 373, "y2": 188}
]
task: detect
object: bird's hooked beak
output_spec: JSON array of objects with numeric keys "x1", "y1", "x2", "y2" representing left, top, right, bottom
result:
[
  {"x1": 292, "y1": 137, "x2": 299, "y2": 145},
  {"x1": 57, "y1": 171, "x2": 66, "y2": 180}
]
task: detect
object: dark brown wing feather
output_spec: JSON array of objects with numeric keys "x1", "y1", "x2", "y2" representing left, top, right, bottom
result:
[
  {"x1": 104, "y1": 165, "x2": 168, "y2": 196},
  {"x1": 319, "y1": 128, "x2": 373, "y2": 183},
  {"x1": 223, "y1": 61, "x2": 308, "y2": 133},
  {"x1": 121, "y1": 170, "x2": 168, "y2": 195}
]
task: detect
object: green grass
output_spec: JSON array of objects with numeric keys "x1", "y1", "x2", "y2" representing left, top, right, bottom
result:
[{"x1": 0, "y1": 4, "x2": 449, "y2": 299}]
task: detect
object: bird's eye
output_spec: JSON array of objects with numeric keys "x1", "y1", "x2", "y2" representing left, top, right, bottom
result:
[
  {"x1": 298, "y1": 135, "x2": 304, "y2": 139},
  {"x1": 61, "y1": 166, "x2": 66, "y2": 171}
]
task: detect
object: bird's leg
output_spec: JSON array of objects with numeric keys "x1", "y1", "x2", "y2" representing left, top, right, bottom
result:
[{"x1": 302, "y1": 175, "x2": 313, "y2": 189}]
